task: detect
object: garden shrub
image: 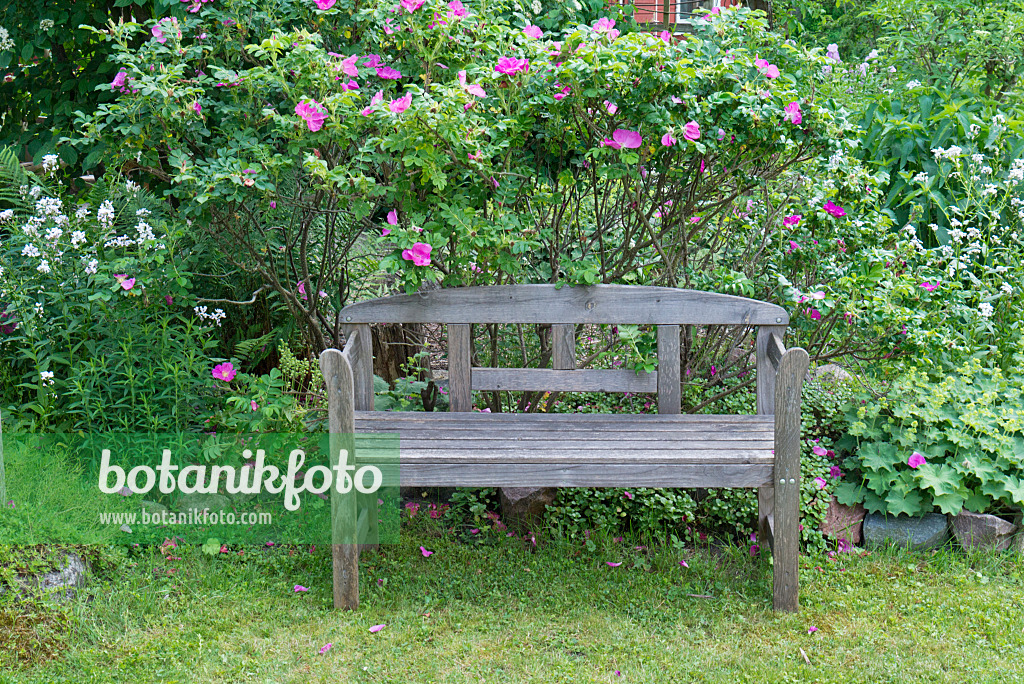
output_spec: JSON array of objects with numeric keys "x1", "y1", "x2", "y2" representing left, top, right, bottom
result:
[{"x1": 837, "y1": 358, "x2": 1024, "y2": 517}]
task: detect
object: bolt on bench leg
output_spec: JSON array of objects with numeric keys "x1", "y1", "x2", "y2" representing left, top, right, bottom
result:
[{"x1": 772, "y1": 347, "x2": 808, "y2": 612}]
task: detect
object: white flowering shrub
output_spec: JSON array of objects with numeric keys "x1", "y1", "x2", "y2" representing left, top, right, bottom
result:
[{"x1": 0, "y1": 174, "x2": 219, "y2": 431}]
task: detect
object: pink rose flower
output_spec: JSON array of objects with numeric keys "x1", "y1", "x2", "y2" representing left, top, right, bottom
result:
[
  {"x1": 908, "y1": 452, "x2": 927, "y2": 469},
  {"x1": 295, "y1": 99, "x2": 328, "y2": 132},
  {"x1": 401, "y1": 0, "x2": 425, "y2": 11},
  {"x1": 784, "y1": 101, "x2": 802, "y2": 125},
  {"x1": 388, "y1": 92, "x2": 412, "y2": 114},
  {"x1": 111, "y1": 71, "x2": 127, "y2": 89},
  {"x1": 523, "y1": 24, "x2": 542, "y2": 39},
  {"x1": 402, "y1": 242, "x2": 432, "y2": 266},
  {"x1": 661, "y1": 132, "x2": 677, "y2": 146},
  {"x1": 783, "y1": 214, "x2": 801, "y2": 227},
  {"x1": 314, "y1": 0, "x2": 337, "y2": 8},
  {"x1": 683, "y1": 121, "x2": 700, "y2": 140},
  {"x1": 823, "y1": 200, "x2": 846, "y2": 217},
  {"x1": 495, "y1": 56, "x2": 530, "y2": 75},
  {"x1": 212, "y1": 362, "x2": 237, "y2": 382}
]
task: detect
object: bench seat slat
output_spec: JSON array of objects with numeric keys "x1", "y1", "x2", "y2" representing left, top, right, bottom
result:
[
  {"x1": 397, "y1": 463, "x2": 774, "y2": 487},
  {"x1": 354, "y1": 411, "x2": 774, "y2": 425}
]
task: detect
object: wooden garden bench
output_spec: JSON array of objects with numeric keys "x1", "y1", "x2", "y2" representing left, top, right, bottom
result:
[{"x1": 319, "y1": 285, "x2": 809, "y2": 611}]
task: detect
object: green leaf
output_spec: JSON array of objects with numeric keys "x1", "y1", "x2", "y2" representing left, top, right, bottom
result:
[{"x1": 885, "y1": 489, "x2": 925, "y2": 517}]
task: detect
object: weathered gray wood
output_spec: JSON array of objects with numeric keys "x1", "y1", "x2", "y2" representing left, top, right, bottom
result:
[
  {"x1": 448, "y1": 324, "x2": 472, "y2": 411},
  {"x1": 766, "y1": 330, "x2": 786, "y2": 370},
  {"x1": 657, "y1": 325, "x2": 681, "y2": 414},
  {"x1": 551, "y1": 324, "x2": 576, "y2": 370},
  {"x1": 356, "y1": 426, "x2": 773, "y2": 439},
  {"x1": 341, "y1": 325, "x2": 374, "y2": 411},
  {"x1": 355, "y1": 411, "x2": 775, "y2": 426},
  {"x1": 397, "y1": 462, "x2": 774, "y2": 487},
  {"x1": 471, "y1": 368, "x2": 657, "y2": 393},
  {"x1": 339, "y1": 285, "x2": 790, "y2": 325},
  {"x1": 756, "y1": 326, "x2": 786, "y2": 416},
  {"x1": 772, "y1": 346, "x2": 809, "y2": 613},
  {"x1": 755, "y1": 327, "x2": 784, "y2": 556},
  {"x1": 389, "y1": 445, "x2": 773, "y2": 459},
  {"x1": 319, "y1": 348, "x2": 360, "y2": 610},
  {"x1": 758, "y1": 488, "x2": 775, "y2": 552}
]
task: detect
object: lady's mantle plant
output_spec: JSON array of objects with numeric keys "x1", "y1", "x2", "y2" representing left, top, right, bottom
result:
[{"x1": 836, "y1": 358, "x2": 1024, "y2": 518}]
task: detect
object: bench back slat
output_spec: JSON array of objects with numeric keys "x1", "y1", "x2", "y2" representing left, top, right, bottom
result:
[
  {"x1": 551, "y1": 324, "x2": 576, "y2": 370},
  {"x1": 471, "y1": 368, "x2": 657, "y2": 393},
  {"x1": 448, "y1": 323, "x2": 473, "y2": 412},
  {"x1": 340, "y1": 285, "x2": 789, "y2": 325}
]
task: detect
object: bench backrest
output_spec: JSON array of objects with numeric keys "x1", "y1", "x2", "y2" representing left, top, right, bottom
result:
[{"x1": 337, "y1": 285, "x2": 789, "y2": 415}]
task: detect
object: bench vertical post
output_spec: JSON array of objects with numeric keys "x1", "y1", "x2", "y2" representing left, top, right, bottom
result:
[
  {"x1": 756, "y1": 325, "x2": 785, "y2": 550},
  {"x1": 772, "y1": 346, "x2": 809, "y2": 612},
  {"x1": 551, "y1": 324, "x2": 576, "y2": 370},
  {"x1": 343, "y1": 324, "x2": 378, "y2": 552},
  {"x1": 656, "y1": 325, "x2": 680, "y2": 414},
  {"x1": 448, "y1": 324, "x2": 473, "y2": 411},
  {"x1": 320, "y1": 347, "x2": 360, "y2": 610}
]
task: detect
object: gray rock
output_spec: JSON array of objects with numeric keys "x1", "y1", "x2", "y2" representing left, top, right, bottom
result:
[
  {"x1": 862, "y1": 512, "x2": 950, "y2": 550},
  {"x1": 176, "y1": 492, "x2": 231, "y2": 516},
  {"x1": 951, "y1": 510, "x2": 1018, "y2": 551},
  {"x1": 140, "y1": 500, "x2": 168, "y2": 514},
  {"x1": 812, "y1": 363, "x2": 853, "y2": 384},
  {"x1": 499, "y1": 487, "x2": 558, "y2": 530},
  {"x1": 0, "y1": 553, "x2": 90, "y2": 602},
  {"x1": 821, "y1": 497, "x2": 866, "y2": 545}
]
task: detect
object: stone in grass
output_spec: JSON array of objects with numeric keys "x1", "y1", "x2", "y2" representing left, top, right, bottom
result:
[
  {"x1": 0, "y1": 553, "x2": 89, "y2": 602},
  {"x1": 862, "y1": 512, "x2": 950, "y2": 551},
  {"x1": 950, "y1": 510, "x2": 1018, "y2": 551},
  {"x1": 176, "y1": 492, "x2": 232, "y2": 516},
  {"x1": 499, "y1": 487, "x2": 557, "y2": 530},
  {"x1": 821, "y1": 497, "x2": 866, "y2": 545}
]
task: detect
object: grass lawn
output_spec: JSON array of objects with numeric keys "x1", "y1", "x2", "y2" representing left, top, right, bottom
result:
[{"x1": 2, "y1": 523, "x2": 1024, "y2": 683}]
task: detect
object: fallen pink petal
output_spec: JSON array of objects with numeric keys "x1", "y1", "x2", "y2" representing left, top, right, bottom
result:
[{"x1": 369, "y1": 624, "x2": 385, "y2": 633}]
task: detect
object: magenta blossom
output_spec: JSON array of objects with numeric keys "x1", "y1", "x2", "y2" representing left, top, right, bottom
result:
[
  {"x1": 402, "y1": 242, "x2": 432, "y2": 266},
  {"x1": 783, "y1": 214, "x2": 801, "y2": 227},
  {"x1": 908, "y1": 452, "x2": 927, "y2": 469},
  {"x1": 661, "y1": 131, "x2": 677, "y2": 146},
  {"x1": 212, "y1": 362, "x2": 237, "y2": 382},
  {"x1": 447, "y1": 0, "x2": 466, "y2": 17},
  {"x1": 495, "y1": 56, "x2": 529, "y2": 75},
  {"x1": 319, "y1": 643, "x2": 333, "y2": 655},
  {"x1": 553, "y1": 84, "x2": 571, "y2": 101},
  {"x1": 420, "y1": 546, "x2": 433, "y2": 557},
  {"x1": 376, "y1": 66, "x2": 401, "y2": 79},
  {"x1": 361, "y1": 90, "x2": 384, "y2": 116},
  {"x1": 754, "y1": 58, "x2": 780, "y2": 78},
  {"x1": 604, "y1": 100, "x2": 618, "y2": 115},
  {"x1": 192, "y1": 102, "x2": 202, "y2": 114},
  {"x1": 151, "y1": 26, "x2": 166, "y2": 43},
  {"x1": 295, "y1": 99, "x2": 328, "y2": 132},
  {"x1": 660, "y1": 30, "x2": 671, "y2": 44},
  {"x1": 823, "y1": 200, "x2": 846, "y2": 217},
  {"x1": 387, "y1": 209, "x2": 398, "y2": 226},
  {"x1": 592, "y1": 17, "x2": 620, "y2": 39},
  {"x1": 251, "y1": 400, "x2": 259, "y2": 411},
  {"x1": 602, "y1": 129, "x2": 642, "y2": 149},
  {"x1": 523, "y1": 24, "x2": 543, "y2": 39},
  {"x1": 813, "y1": 477, "x2": 828, "y2": 489},
  {"x1": 683, "y1": 121, "x2": 700, "y2": 140},
  {"x1": 111, "y1": 71, "x2": 127, "y2": 89},
  {"x1": 361, "y1": 54, "x2": 382, "y2": 68},
  {"x1": 388, "y1": 92, "x2": 412, "y2": 114},
  {"x1": 401, "y1": 0, "x2": 425, "y2": 11},
  {"x1": 784, "y1": 101, "x2": 802, "y2": 125},
  {"x1": 829, "y1": 466, "x2": 842, "y2": 479},
  {"x1": 920, "y1": 281, "x2": 938, "y2": 292},
  {"x1": 314, "y1": 0, "x2": 336, "y2": 8},
  {"x1": 809, "y1": 309, "x2": 822, "y2": 321},
  {"x1": 294, "y1": 584, "x2": 308, "y2": 592},
  {"x1": 812, "y1": 445, "x2": 828, "y2": 457},
  {"x1": 458, "y1": 70, "x2": 486, "y2": 97},
  {"x1": 606, "y1": 561, "x2": 622, "y2": 567}
]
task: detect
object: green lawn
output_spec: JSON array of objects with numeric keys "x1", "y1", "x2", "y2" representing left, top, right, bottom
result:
[{"x1": 3, "y1": 527, "x2": 1024, "y2": 683}]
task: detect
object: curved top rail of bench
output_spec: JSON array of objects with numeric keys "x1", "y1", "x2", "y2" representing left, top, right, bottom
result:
[{"x1": 339, "y1": 285, "x2": 789, "y2": 326}]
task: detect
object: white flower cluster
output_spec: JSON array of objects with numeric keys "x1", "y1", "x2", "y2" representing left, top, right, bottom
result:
[
  {"x1": 0, "y1": 209, "x2": 14, "y2": 223},
  {"x1": 978, "y1": 302, "x2": 994, "y2": 318},
  {"x1": 1009, "y1": 159, "x2": 1024, "y2": 183},
  {"x1": 906, "y1": 80, "x2": 922, "y2": 89},
  {"x1": 193, "y1": 305, "x2": 227, "y2": 326},
  {"x1": 84, "y1": 258, "x2": 99, "y2": 275},
  {"x1": 0, "y1": 26, "x2": 14, "y2": 52},
  {"x1": 42, "y1": 154, "x2": 59, "y2": 173},
  {"x1": 97, "y1": 201, "x2": 115, "y2": 228},
  {"x1": 39, "y1": 19, "x2": 54, "y2": 31},
  {"x1": 40, "y1": 370, "x2": 55, "y2": 385},
  {"x1": 931, "y1": 146, "x2": 962, "y2": 160}
]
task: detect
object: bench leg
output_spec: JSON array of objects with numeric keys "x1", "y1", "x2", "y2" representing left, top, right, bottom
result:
[
  {"x1": 332, "y1": 543, "x2": 359, "y2": 609},
  {"x1": 771, "y1": 347, "x2": 808, "y2": 612},
  {"x1": 758, "y1": 485, "x2": 775, "y2": 553}
]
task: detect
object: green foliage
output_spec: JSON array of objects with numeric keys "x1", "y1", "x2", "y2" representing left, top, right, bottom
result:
[
  {"x1": 838, "y1": 359, "x2": 1024, "y2": 517},
  {"x1": 0, "y1": 1, "x2": 167, "y2": 166}
]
